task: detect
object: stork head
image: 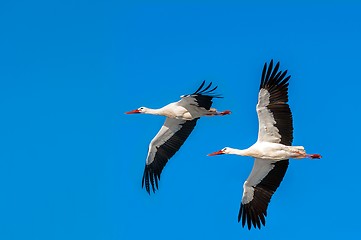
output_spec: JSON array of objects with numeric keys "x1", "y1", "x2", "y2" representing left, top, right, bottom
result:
[
  {"x1": 207, "y1": 147, "x2": 230, "y2": 156},
  {"x1": 125, "y1": 107, "x2": 147, "y2": 114}
]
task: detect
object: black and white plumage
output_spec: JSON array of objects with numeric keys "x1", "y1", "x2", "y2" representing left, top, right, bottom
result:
[
  {"x1": 126, "y1": 81, "x2": 231, "y2": 194},
  {"x1": 208, "y1": 60, "x2": 321, "y2": 229},
  {"x1": 142, "y1": 118, "x2": 198, "y2": 194}
]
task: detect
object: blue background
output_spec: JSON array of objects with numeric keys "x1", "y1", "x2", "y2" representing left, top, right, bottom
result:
[{"x1": 0, "y1": 1, "x2": 360, "y2": 239}]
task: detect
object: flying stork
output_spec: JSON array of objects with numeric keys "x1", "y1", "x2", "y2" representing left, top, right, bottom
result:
[
  {"x1": 208, "y1": 60, "x2": 321, "y2": 229},
  {"x1": 126, "y1": 81, "x2": 231, "y2": 194}
]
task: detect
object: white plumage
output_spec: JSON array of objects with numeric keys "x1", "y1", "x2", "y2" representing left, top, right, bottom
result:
[
  {"x1": 126, "y1": 81, "x2": 231, "y2": 194},
  {"x1": 208, "y1": 60, "x2": 321, "y2": 229}
]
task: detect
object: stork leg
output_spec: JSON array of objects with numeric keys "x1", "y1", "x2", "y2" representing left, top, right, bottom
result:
[
  {"x1": 206, "y1": 109, "x2": 231, "y2": 116},
  {"x1": 219, "y1": 110, "x2": 231, "y2": 115},
  {"x1": 306, "y1": 154, "x2": 322, "y2": 159}
]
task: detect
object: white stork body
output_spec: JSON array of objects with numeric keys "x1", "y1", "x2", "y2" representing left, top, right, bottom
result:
[
  {"x1": 126, "y1": 81, "x2": 231, "y2": 194},
  {"x1": 208, "y1": 60, "x2": 321, "y2": 229},
  {"x1": 136, "y1": 101, "x2": 223, "y2": 120},
  {"x1": 225, "y1": 142, "x2": 308, "y2": 160}
]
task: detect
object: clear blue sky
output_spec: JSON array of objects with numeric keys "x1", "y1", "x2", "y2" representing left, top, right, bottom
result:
[{"x1": 0, "y1": 1, "x2": 360, "y2": 239}]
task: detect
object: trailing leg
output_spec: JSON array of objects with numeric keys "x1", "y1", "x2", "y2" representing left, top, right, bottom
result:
[
  {"x1": 306, "y1": 154, "x2": 322, "y2": 159},
  {"x1": 206, "y1": 109, "x2": 231, "y2": 116}
]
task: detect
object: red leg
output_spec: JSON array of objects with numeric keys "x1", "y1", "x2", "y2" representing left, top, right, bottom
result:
[
  {"x1": 306, "y1": 154, "x2": 322, "y2": 159},
  {"x1": 219, "y1": 110, "x2": 231, "y2": 115}
]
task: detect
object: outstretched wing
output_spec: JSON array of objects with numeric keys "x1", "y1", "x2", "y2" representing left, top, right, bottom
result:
[
  {"x1": 179, "y1": 80, "x2": 221, "y2": 110},
  {"x1": 239, "y1": 60, "x2": 293, "y2": 229},
  {"x1": 142, "y1": 117, "x2": 198, "y2": 194},
  {"x1": 257, "y1": 60, "x2": 293, "y2": 145},
  {"x1": 238, "y1": 158, "x2": 289, "y2": 229}
]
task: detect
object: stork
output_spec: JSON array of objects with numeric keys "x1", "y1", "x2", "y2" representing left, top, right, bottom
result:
[
  {"x1": 208, "y1": 60, "x2": 321, "y2": 229},
  {"x1": 126, "y1": 81, "x2": 231, "y2": 194}
]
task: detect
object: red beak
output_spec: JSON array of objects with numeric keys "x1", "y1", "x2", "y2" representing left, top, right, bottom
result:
[
  {"x1": 207, "y1": 150, "x2": 224, "y2": 156},
  {"x1": 125, "y1": 109, "x2": 141, "y2": 114}
]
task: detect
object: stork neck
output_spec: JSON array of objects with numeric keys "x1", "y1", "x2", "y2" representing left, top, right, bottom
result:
[
  {"x1": 228, "y1": 148, "x2": 252, "y2": 157},
  {"x1": 144, "y1": 107, "x2": 163, "y2": 115}
]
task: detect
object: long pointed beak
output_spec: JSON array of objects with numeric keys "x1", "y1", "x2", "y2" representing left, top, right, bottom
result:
[
  {"x1": 125, "y1": 109, "x2": 141, "y2": 114},
  {"x1": 207, "y1": 150, "x2": 224, "y2": 156}
]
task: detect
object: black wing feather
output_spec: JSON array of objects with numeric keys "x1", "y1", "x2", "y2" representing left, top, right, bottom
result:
[
  {"x1": 142, "y1": 118, "x2": 198, "y2": 194},
  {"x1": 183, "y1": 81, "x2": 222, "y2": 110},
  {"x1": 259, "y1": 59, "x2": 293, "y2": 145},
  {"x1": 238, "y1": 160, "x2": 289, "y2": 229},
  {"x1": 194, "y1": 80, "x2": 206, "y2": 93},
  {"x1": 199, "y1": 81, "x2": 212, "y2": 93},
  {"x1": 238, "y1": 60, "x2": 293, "y2": 229}
]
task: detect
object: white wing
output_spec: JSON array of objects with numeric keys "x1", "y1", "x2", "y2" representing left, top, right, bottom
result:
[
  {"x1": 239, "y1": 158, "x2": 289, "y2": 229},
  {"x1": 256, "y1": 60, "x2": 293, "y2": 145},
  {"x1": 142, "y1": 117, "x2": 198, "y2": 194}
]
